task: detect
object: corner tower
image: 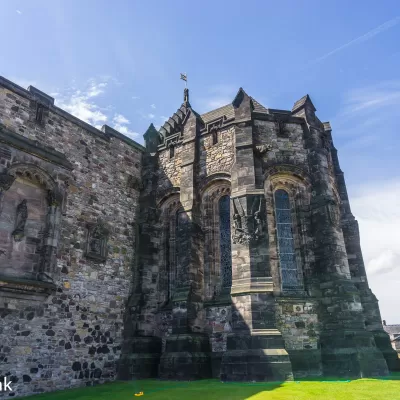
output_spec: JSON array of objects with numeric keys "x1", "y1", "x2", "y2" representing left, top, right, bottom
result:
[{"x1": 119, "y1": 87, "x2": 398, "y2": 381}]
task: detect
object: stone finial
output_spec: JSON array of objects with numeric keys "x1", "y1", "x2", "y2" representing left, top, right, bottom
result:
[
  {"x1": 143, "y1": 123, "x2": 161, "y2": 153},
  {"x1": 184, "y1": 88, "x2": 189, "y2": 105}
]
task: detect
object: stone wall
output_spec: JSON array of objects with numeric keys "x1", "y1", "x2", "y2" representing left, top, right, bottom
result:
[{"x1": 0, "y1": 77, "x2": 143, "y2": 397}]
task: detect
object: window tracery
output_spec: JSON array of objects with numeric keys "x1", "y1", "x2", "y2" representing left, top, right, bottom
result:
[
  {"x1": 219, "y1": 195, "x2": 232, "y2": 288},
  {"x1": 274, "y1": 189, "x2": 300, "y2": 289},
  {"x1": 202, "y1": 182, "x2": 231, "y2": 300}
]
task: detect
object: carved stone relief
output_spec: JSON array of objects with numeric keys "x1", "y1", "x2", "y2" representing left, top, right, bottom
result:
[
  {"x1": 232, "y1": 195, "x2": 266, "y2": 245},
  {"x1": 327, "y1": 200, "x2": 340, "y2": 227}
]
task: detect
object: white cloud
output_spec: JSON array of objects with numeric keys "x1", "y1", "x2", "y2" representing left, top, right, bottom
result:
[
  {"x1": 150, "y1": 104, "x2": 156, "y2": 109},
  {"x1": 55, "y1": 78, "x2": 109, "y2": 127},
  {"x1": 147, "y1": 113, "x2": 155, "y2": 119},
  {"x1": 132, "y1": 96, "x2": 140, "y2": 100},
  {"x1": 112, "y1": 113, "x2": 139, "y2": 140},
  {"x1": 16, "y1": 10, "x2": 22, "y2": 14},
  {"x1": 113, "y1": 113, "x2": 129, "y2": 125},
  {"x1": 351, "y1": 180, "x2": 400, "y2": 323},
  {"x1": 55, "y1": 77, "x2": 139, "y2": 140}
]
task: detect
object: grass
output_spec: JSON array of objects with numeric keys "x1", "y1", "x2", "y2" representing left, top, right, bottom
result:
[{"x1": 24, "y1": 374, "x2": 400, "y2": 400}]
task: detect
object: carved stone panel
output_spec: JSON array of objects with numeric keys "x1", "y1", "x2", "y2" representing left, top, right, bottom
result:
[
  {"x1": 232, "y1": 195, "x2": 266, "y2": 245},
  {"x1": 85, "y1": 219, "x2": 110, "y2": 262}
]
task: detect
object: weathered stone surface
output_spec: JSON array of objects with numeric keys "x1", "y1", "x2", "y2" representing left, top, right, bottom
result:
[
  {"x1": 0, "y1": 76, "x2": 143, "y2": 397},
  {"x1": 0, "y1": 76, "x2": 397, "y2": 397}
]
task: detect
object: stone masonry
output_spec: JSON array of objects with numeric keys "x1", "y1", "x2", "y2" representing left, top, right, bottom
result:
[{"x1": 0, "y1": 76, "x2": 397, "y2": 397}]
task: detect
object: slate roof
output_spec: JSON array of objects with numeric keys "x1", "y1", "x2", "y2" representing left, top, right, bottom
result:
[
  {"x1": 383, "y1": 325, "x2": 400, "y2": 335},
  {"x1": 200, "y1": 97, "x2": 269, "y2": 124},
  {"x1": 292, "y1": 94, "x2": 316, "y2": 113}
]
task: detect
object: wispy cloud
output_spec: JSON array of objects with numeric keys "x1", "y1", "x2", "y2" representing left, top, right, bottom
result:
[
  {"x1": 55, "y1": 78, "x2": 110, "y2": 128},
  {"x1": 112, "y1": 114, "x2": 139, "y2": 139},
  {"x1": 54, "y1": 77, "x2": 139, "y2": 139},
  {"x1": 307, "y1": 16, "x2": 400, "y2": 68},
  {"x1": 150, "y1": 104, "x2": 156, "y2": 109},
  {"x1": 113, "y1": 113, "x2": 129, "y2": 125},
  {"x1": 132, "y1": 96, "x2": 140, "y2": 100},
  {"x1": 197, "y1": 84, "x2": 238, "y2": 112},
  {"x1": 339, "y1": 81, "x2": 400, "y2": 118},
  {"x1": 333, "y1": 80, "x2": 400, "y2": 147},
  {"x1": 351, "y1": 180, "x2": 400, "y2": 322},
  {"x1": 16, "y1": 10, "x2": 22, "y2": 15}
]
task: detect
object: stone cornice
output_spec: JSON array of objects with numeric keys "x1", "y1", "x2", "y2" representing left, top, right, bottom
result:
[{"x1": 0, "y1": 123, "x2": 73, "y2": 170}]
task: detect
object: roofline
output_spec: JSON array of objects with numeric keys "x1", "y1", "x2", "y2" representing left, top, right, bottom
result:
[{"x1": 0, "y1": 76, "x2": 145, "y2": 152}]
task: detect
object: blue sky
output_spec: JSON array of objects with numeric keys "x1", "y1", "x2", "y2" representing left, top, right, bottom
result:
[{"x1": 2, "y1": 0, "x2": 400, "y2": 322}]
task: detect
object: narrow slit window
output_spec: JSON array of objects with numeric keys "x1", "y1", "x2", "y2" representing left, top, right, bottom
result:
[
  {"x1": 274, "y1": 189, "x2": 300, "y2": 289},
  {"x1": 212, "y1": 129, "x2": 218, "y2": 145},
  {"x1": 169, "y1": 145, "x2": 175, "y2": 159}
]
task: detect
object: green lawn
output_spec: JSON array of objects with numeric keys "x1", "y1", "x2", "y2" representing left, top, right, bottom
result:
[{"x1": 25, "y1": 376, "x2": 400, "y2": 400}]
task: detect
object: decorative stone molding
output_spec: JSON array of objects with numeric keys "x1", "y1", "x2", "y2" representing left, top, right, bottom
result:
[
  {"x1": 254, "y1": 144, "x2": 272, "y2": 156},
  {"x1": 264, "y1": 163, "x2": 311, "y2": 185},
  {"x1": 85, "y1": 219, "x2": 110, "y2": 262}
]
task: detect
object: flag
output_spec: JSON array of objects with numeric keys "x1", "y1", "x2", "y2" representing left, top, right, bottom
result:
[{"x1": 180, "y1": 73, "x2": 187, "y2": 82}]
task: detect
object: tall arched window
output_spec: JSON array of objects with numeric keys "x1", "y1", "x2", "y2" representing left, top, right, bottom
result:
[
  {"x1": 274, "y1": 189, "x2": 300, "y2": 289},
  {"x1": 219, "y1": 195, "x2": 232, "y2": 288}
]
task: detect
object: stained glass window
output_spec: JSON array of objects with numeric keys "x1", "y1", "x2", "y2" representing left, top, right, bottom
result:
[
  {"x1": 274, "y1": 189, "x2": 300, "y2": 289},
  {"x1": 219, "y1": 195, "x2": 232, "y2": 288}
]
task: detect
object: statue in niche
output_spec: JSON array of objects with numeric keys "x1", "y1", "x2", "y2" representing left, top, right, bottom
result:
[
  {"x1": 86, "y1": 219, "x2": 110, "y2": 262},
  {"x1": 12, "y1": 199, "x2": 28, "y2": 242}
]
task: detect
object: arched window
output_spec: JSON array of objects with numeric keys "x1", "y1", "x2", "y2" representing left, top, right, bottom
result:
[
  {"x1": 166, "y1": 209, "x2": 180, "y2": 301},
  {"x1": 202, "y1": 183, "x2": 231, "y2": 300},
  {"x1": 274, "y1": 189, "x2": 300, "y2": 289},
  {"x1": 219, "y1": 195, "x2": 232, "y2": 288}
]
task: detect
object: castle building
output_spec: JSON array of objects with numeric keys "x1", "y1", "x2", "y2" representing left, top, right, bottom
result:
[{"x1": 0, "y1": 76, "x2": 397, "y2": 396}]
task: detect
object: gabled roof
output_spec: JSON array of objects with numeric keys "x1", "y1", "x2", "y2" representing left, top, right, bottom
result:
[
  {"x1": 200, "y1": 96, "x2": 269, "y2": 124},
  {"x1": 292, "y1": 94, "x2": 316, "y2": 114}
]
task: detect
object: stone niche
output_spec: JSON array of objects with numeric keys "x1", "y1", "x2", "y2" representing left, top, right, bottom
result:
[
  {"x1": 0, "y1": 175, "x2": 48, "y2": 278},
  {"x1": 85, "y1": 219, "x2": 110, "y2": 263}
]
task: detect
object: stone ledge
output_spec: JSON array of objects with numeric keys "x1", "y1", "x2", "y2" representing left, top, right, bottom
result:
[
  {"x1": 0, "y1": 275, "x2": 56, "y2": 299},
  {"x1": 231, "y1": 277, "x2": 273, "y2": 295},
  {"x1": 0, "y1": 123, "x2": 73, "y2": 170}
]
